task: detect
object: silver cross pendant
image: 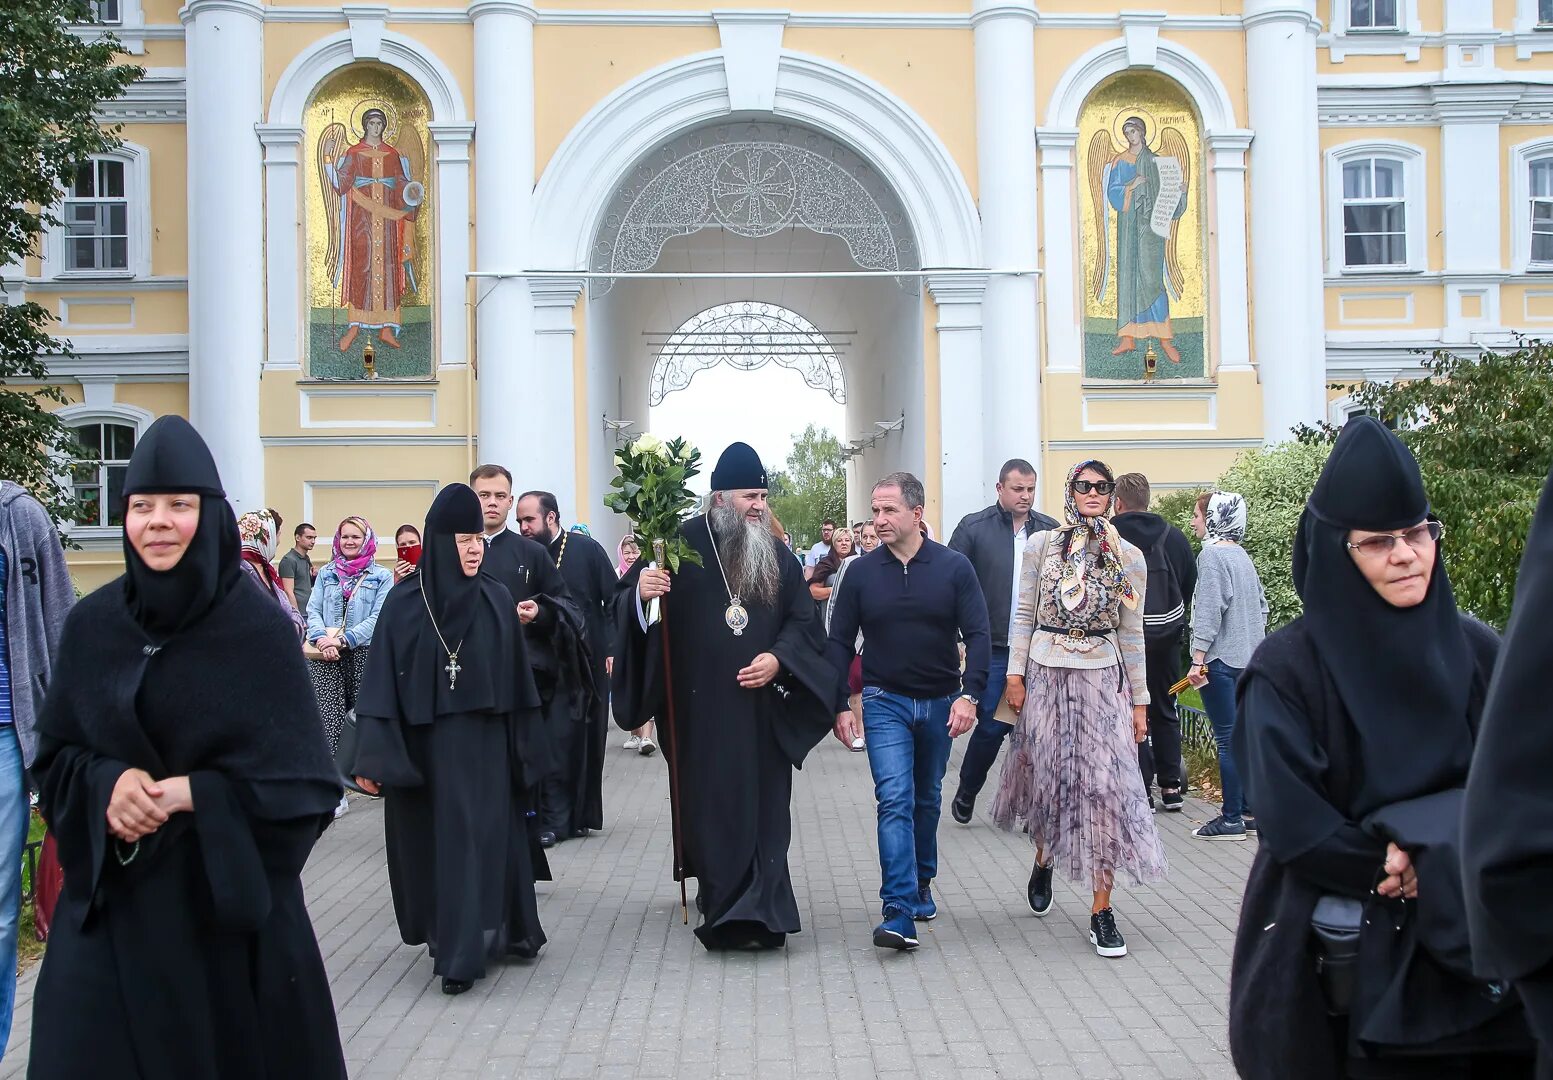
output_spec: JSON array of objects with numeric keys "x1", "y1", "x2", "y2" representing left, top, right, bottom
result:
[{"x1": 446, "y1": 656, "x2": 461, "y2": 691}]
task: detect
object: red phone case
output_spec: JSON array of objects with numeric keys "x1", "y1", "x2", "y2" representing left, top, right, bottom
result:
[{"x1": 398, "y1": 543, "x2": 422, "y2": 566}]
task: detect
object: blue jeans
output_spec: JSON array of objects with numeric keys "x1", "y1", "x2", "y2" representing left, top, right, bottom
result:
[
  {"x1": 0, "y1": 726, "x2": 27, "y2": 1059},
  {"x1": 861, "y1": 688, "x2": 955, "y2": 917},
  {"x1": 955, "y1": 647, "x2": 1010, "y2": 798},
  {"x1": 1200, "y1": 659, "x2": 1249, "y2": 821}
]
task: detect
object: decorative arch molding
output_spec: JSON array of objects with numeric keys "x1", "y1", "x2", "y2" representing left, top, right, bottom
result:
[
  {"x1": 260, "y1": 30, "x2": 472, "y2": 370},
  {"x1": 1045, "y1": 36, "x2": 1237, "y2": 132},
  {"x1": 54, "y1": 401, "x2": 157, "y2": 435},
  {"x1": 650, "y1": 301, "x2": 846, "y2": 406},
  {"x1": 531, "y1": 49, "x2": 980, "y2": 274}
]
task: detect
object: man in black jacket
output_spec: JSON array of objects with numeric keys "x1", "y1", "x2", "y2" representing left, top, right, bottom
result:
[
  {"x1": 1111, "y1": 472, "x2": 1197, "y2": 811},
  {"x1": 947, "y1": 458, "x2": 1059, "y2": 825}
]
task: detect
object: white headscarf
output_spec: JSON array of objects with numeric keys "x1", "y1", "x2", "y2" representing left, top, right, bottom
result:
[{"x1": 1205, "y1": 492, "x2": 1248, "y2": 543}]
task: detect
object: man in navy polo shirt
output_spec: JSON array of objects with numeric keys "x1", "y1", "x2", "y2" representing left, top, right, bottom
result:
[{"x1": 828, "y1": 472, "x2": 991, "y2": 951}]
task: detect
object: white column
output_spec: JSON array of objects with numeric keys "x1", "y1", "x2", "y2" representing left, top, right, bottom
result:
[
  {"x1": 1036, "y1": 128, "x2": 1080, "y2": 375},
  {"x1": 972, "y1": 0, "x2": 1042, "y2": 488},
  {"x1": 1207, "y1": 131, "x2": 1255, "y2": 371},
  {"x1": 1244, "y1": 0, "x2": 1326, "y2": 441},
  {"x1": 257, "y1": 124, "x2": 303, "y2": 371},
  {"x1": 470, "y1": 0, "x2": 538, "y2": 474},
  {"x1": 183, "y1": 0, "x2": 265, "y2": 509},
  {"x1": 928, "y1": 275, "x2": 988, "y2": 532},
  {"x1": 429, "y1": 122, "x2": 475, "y2": 368},
  {"x1": 530, "y1": 277, "x2": 584, "y2": 521}
]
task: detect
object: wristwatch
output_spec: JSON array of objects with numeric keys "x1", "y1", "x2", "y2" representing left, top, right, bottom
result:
[{"x1": 958, "y1": 693, "x2": 978, "y2": 706}]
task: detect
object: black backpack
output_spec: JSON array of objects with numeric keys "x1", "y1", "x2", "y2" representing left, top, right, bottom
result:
[{"x1": 1141, "y1": 535, "x2": 1186, "y2": 646}]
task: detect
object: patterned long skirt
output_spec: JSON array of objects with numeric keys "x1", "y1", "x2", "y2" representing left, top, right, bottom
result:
[
  {"x1": 991, "y1": 660, "x2": 1168, "y2": 891},
  {"x1": 308, "y1": 646, "x2": 371, "y2": 756}
]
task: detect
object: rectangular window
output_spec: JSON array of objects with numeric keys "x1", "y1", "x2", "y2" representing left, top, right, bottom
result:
[
  {"x1": 1342, "y1": 158, "x2": 1407, "y2": 268},
  {"x1": 63, "y1": 159, "x2": 129, "y2": 273},
  {"x1": 71, "y1": 422, "x2": 136, "y2": 528},
  {"x1": 1532, "y1": 159, "x2": 1553, "y2": 264},
  {"x1": 1541, "y1": 0, "x2": 1553, "y2": 26},
  {"x1": 1350, "y1": 0, "x2": 1400, "y2": 29},
  {"x1": 87, "y1": 0, "x2": 121, "y2": 22}
]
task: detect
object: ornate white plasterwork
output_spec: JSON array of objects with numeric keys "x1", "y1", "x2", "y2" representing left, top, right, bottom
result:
[
  {"x1": 650, "y1": 301, "x2": 846, "y2": 405},
  {"x1": 590, "y1": 122, "x2": 918, "y2": 296}
]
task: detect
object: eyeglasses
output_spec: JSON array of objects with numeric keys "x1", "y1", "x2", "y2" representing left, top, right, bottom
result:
[
  {"x1": 1345, "y1": 521, "x2": 1444, "y2": 558},
  {"x1": 1070, "y1": 480, "x2": 1115, "y2": 495}
]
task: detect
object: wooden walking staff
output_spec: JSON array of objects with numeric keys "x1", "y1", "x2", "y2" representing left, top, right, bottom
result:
[{"x1": 652, "y1": 538, "x2": 691, "y2": 924}]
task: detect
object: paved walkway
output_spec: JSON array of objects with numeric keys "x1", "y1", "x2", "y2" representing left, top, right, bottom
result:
[{"x1": 3, "y1": 735, "x2": 1254, "y2": 1079}]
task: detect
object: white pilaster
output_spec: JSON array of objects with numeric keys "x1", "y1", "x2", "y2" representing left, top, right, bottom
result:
[
  {"x1": 972, "y1": 0, "x2": 1043, "y2": 492},
  {"x1": 928, "y1": 275, "x2": 988, "y2": 532},
  {"x1": 428, "y1": 122, "x2": 474, "y2": 368},
  {"x1": 530, "y1": 276, "x2": 585, "y2": 522},
  {"x1": 183, "y1": 0, "x2": 265, "y2": 509},
  {"x1": 1207, "y1": 131, "x2": 1254, "y2": 371},
  {"x1": 470, "y1": 0, "x2": 538, "y2": 476},
  {"x1": 1036, "y1": 127, "x2": 1080, "y2": 373},
  {"x1": 1435, "y1": 86, "x2": 1517, "y2": 344},
  {"x1": 257, "y1": 124, "x2": 304, "y2": 371},
  {"x1": 1245, "y1": 0, "x2": 1326, "y2": 441}
]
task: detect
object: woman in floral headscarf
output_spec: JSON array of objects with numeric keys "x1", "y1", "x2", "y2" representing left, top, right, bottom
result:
[
  {"x1": 238, "y1": 508, "x2": 305, "y2": 636},
  {"x1": 1186, "y1": 491, "x2": 1268, "y2": 841},
  {"x1": 305, "y1": 516, "x2": 393, "y2": 817},
  {"x1": 992, "y1": 459, "x2": 1166, "y2": 959}
]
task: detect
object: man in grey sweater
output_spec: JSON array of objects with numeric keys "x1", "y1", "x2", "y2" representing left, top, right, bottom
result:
[{"x1": 0, "y1": 481, "x2": 74, "y2": 1058}]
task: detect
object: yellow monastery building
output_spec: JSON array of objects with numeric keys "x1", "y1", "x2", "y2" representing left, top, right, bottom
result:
[{"x1": 8, "y1": 0, "x2": 1553, "y2": 587}]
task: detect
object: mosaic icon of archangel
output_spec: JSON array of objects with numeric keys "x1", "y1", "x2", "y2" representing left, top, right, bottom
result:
[
  {"x1": 1086, "y1": 116, "x2": 1191, "y2": 365},
  {"x1": 317, "y1": 103, "x2": 426, "y2": 352}
]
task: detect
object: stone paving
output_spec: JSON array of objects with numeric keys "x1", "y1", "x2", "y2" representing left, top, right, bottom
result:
[{"x1": 2, "y1": 734, "x2": 1255, "y2": 1078}]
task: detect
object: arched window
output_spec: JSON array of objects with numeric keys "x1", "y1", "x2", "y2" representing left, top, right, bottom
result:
[
  {"x1": 1325, "y1": 142, "x2": 1426, "y2": 274},
  {"x1": 43, "y1": 145, "x2": 151, "y2": 279},
  {"x1": 69, "y1": 420, "x2": 137, "y2": 528},
  {"x1": 1510, "y1": 139, "x2": 1553, "y2": 271},
  {"x1": 650, "y1": 303, "x2": 846, "y2": 406}
]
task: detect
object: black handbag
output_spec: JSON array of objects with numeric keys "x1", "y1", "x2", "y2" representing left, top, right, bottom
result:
[
  {"x1": 1310, "y1": 894, "x2": 1364, "y2": 1015},
  {"x1": 334, "y1": 708, "x2": 374, "y2": 796}
]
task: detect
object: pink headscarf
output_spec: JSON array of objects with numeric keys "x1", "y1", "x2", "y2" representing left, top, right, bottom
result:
[
  {"x1": 330, "y1": 516, "x2": 378, "y2": 598},
  {"x1": 615, "y1": 534, "x2": 641, "y2": 578}
]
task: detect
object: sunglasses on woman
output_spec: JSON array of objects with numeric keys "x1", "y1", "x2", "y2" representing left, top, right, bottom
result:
[
  {"x1": 1344, "y1": 521, "x2": 1444, "y2": 558},
  {"x1": 1070, "y1": 480, "x2": 1115, "y2": 495}
]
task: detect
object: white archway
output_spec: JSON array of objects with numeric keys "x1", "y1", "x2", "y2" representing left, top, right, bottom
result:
[
  {"x1": 1039, "y1": 36, "x2": 1253, "y2": 372},
  {"x1": 259, "y1": 30, "x2": 472, "y2": 370}
]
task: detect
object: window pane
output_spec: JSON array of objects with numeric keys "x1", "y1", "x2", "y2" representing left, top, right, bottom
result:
[
  {"x1": 70, "y1": 163, "x2": 93, "y2": 197},
  {"x1": 107, "y1": 237, "x2": 128, "y2": 269},
  {"x1": 1542, "y1": 0, "x2": 1553, "y2": 22},
  {"x1": 1343, "y1": 161, "x2": 1372, "y2": 199},
  {"x1": 1373, "y1": 160, "x2": 1403, "y2": 198},
  {"x1": 1351, "y1": 0, "x2": 1373, "y2": 26},
  {"x1": 107, "y1": 204, "x2": 127, "y2": 237},
  {"x1": 68, "y1": 238, "x2": 95, "y2": 270},
  {"x1": 1344, "y1": 202, "x2": 1406, "y2": 234},
  {"x1": 1345, "y1": 232, "x2": 1406, "y2": 266},
  {"x1": 100, "y1": 160, "x2": 125, "y2": 199},
  {"x1": 106, "y1": 424, "x2": 135, "y2": 460},
  {"x1": 74, "y1": 486, "x2": 102, "y2": 527},
  {"x1": 1375, "y1": 0, "x2": 1397, "y2": 26},
  {"x1": 106, "y1": 465, "x2": 127, "y2": 525},
  {"x1": 1533, "y1": 160, "x2": 1553, "y2": 198},
  {"x1": 65, "y1": 204, "x2": 94, "y2": 228},
  {"x1": 75, "y1": 423, "x2": 102, "y2": 455},
  {"x1": 1536, "y1": 231, "x2": 1553, "y2": 263},
  {"x1": 1536, "y1": 200, "x2": 1553, "y2": 225}
]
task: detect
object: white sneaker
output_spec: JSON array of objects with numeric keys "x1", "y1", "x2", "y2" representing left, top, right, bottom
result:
[
  {"x1": 638, "y1": 737, "x2": 658, "y2": 757},
  {"x1": 333, "y1": 795, "x2": 350, "y2": 819},
  {"x1": 622, "y1": 735, "x2": 642, "y2": 750}
]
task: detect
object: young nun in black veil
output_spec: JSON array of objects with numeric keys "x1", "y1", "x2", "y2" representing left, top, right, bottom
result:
[
  {"x1": 1227, "y1": 415, "x2": 1534, "y2": 1079},
  {"x1": 28, "y1": 415, "x2": 346, "y2": 1079},
  {"x1": 353, "y1": 483, "x2": 547, "y2": 996}
]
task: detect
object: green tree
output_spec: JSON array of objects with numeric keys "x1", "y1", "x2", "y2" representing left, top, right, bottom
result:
[
  {"x1": 768, "y1": 424, "x2": 847, "y2": 549},
  {"x1": 1293, "y1": 341, "x2": 1553, "y2": 627},
  {"x1": 2, "y1": 0, "x2": 141, "y2": 524}
]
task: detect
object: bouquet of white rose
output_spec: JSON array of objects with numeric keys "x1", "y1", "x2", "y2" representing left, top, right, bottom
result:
[{"x1": 602, "y1": 433, "x2": 703, "y2": 572}]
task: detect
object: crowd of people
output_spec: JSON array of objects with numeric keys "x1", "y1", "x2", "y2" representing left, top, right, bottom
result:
[{"x1": 2, "y1": 414, "x2": 1553, "y2": 1078}]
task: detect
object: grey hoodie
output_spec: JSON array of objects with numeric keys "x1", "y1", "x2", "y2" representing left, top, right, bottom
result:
[{"x1": 0, "y1": 482, "x2": 76, "y2": 767}]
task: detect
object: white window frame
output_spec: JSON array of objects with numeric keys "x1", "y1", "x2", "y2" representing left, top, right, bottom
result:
[
  {"x1": 1325, "y1": 141, "x2": 1427, "y2": 276},
  {"x1": 42, "y1": 144, "x2": 151, "y2": 281},
  {"x1": 1325, "y1": 0, "x2": 1422, "y2": 61},
  {"x1": 54, "y1": 403, "x2": 155, "y2": 543},
  {"x1": 1344, "y1": 0, "x2": 1403, "y2": 32},
  {"x1": 1511, "y1": 138, "x2": 1553, "y2": 273},
  {"x1": 67, "y1": 0, "x2": 144, "y2": 54}
]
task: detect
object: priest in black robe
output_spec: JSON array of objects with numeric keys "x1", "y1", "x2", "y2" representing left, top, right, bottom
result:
[
  {"x1": 1464, "y1": 465, "x2": 1553, "y2": 1073},
  {"x1": 469, "y1": 465, "x2": 593, "y2": 847},
  {"x1": 611, "y1": 442, "x2": 841, "y2": 950},
  {"x1": 29, "y1": 415, "x2": 346, "y2": 1078},
  {"x1": 353, "y1": 483, "x2": 547, "y2": 996},
  {"x1": 517, "y1": 490, "x2": 615, "y2": 840}
]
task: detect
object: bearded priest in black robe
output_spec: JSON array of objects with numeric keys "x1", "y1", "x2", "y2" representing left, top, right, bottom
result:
[
  {"x1": 353, "y1": 484, "x2": 547, "y2": 996},
  {"x1": 612, "y1": 442, "x2": 842, "y2": 950}
]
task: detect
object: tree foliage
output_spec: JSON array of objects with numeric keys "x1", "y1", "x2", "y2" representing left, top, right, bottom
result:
[
  {"x1": 1, "y1": 0, "x2": 141, "y2": 525},
  {"x1": 768, "y1": 424, "x2": 847, "y2": 549},
  {"x1": 1294, "y1": 342, "x2": 1553, "y2": 627}
]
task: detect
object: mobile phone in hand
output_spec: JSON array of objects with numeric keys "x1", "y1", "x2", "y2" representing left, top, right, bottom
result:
[{"x1": 397, "y1": 541, "x2": 422, "y2": 566}]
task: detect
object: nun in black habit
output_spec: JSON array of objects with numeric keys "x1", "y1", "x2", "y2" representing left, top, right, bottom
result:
[
  {"x1": 1463, "y1": 464, "x2": 1553, "y2": 1075},
  {"x1": 1227, "y1": 416, "x2": 1534, "y2": 1079},
  {"x1": 353, "y1": 484, "x2": 547, "y2": 995},
  {"x1": 29, "y1": 415, "x2": 346, "y2": 1079}
]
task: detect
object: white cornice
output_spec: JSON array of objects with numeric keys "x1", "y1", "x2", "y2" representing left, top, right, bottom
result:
[
  {"x1": 96, "y1": 72, "x2": 187, "y2": 124},
  {"x1": 24, "y1": 275, "x2": 187, "y2": 293}
]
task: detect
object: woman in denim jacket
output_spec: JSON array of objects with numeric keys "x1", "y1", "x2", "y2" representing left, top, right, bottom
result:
[{"x1": 306, "y1": 516, "x2": 392, "y2": 814}]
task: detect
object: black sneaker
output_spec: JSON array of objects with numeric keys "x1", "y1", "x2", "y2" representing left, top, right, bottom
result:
[
  {"x1": 916, "y1": 880, "x2": 937, "y2": 921},
  {"x1": 1026, "y1": 860, "x2": 1055, "y2": 917},
  {"x1": 1243, "y1": 816, "x2": 1258, "y2": 834},
  {"x1": 1193, "y1": 815, "x2": 1248, "y2": 841},
  {"x1": 872, "y1": 905, "x2": 919, "y2": 950},
  {"x1": 950, "y1": 788, "x2": 974, "y2": 825},
  {"x1": 1159, "y1": 789, "x2": 1185, "y2": 812},
  {"x1": 1090, "y1": 907, "x2": 1127, "y2": 958}
]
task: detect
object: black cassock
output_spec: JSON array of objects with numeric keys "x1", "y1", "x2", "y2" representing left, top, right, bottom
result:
[
  {"x1": 612, "y1": 515, "x2": 837, "y2": 949},
  {"x1": 546, "y1": 528, "x2": 615, "y2": 833},
  {"x1": 482, "y1": 529, "x2": 596, "y2": 833},
  {"x1": 30, "y1": 580, "x2": 345, "y2": 1079},
  {"x1": 354, "y1": 575, "x2": 548, "y2": 982}
]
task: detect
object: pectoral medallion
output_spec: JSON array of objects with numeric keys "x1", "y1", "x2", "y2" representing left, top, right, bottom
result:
[{"x1": 725, "y1": 599, "x2": 750, "y2": 636}]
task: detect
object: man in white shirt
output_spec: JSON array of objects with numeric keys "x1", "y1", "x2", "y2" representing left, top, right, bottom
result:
[{"x1": 804, "y1": 519, "x2": 835, "y2": 581}]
